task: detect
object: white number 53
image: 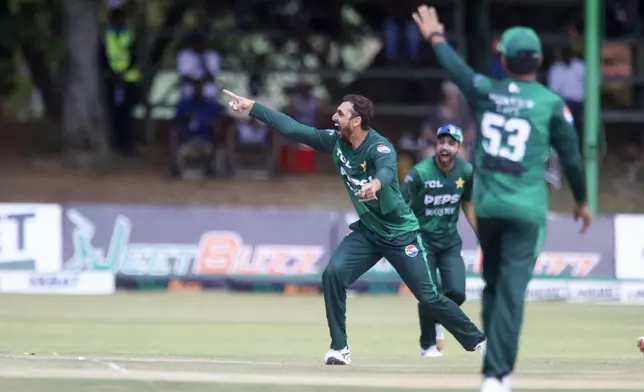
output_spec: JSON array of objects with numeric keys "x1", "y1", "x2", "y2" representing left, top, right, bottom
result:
[{"x1": 481, "y1": 112, "x2": 531, "y2": 162}]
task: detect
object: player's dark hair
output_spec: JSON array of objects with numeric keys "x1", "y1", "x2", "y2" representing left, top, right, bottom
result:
[
  {"x1": 343, "y1": 94, "x2": 373, "y2": 131},
  {"x1": 504, "y1": 50, "x2": 540, "y2": 75}
]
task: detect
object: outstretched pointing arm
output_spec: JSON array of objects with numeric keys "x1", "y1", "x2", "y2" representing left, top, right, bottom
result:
[{"x1": 222, "y1": 89, "x2": 337, "y2": 153}]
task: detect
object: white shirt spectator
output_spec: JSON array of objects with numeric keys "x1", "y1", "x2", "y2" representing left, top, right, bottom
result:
[
  {"x1": 177, "y1": 48, "x2": 221, "y2": 99},
  {"x1": 548, "y1": 59, "x2": 585, "y2": 103}
]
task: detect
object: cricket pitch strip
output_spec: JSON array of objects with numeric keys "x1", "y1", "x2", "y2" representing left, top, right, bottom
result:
[{"x1": 0, "y1": 355, "x2": 642, "y2": 391}]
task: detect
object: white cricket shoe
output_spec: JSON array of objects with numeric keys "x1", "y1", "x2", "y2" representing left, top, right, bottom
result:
[
  {"x1": 502, "y1": 376, "x2": 511, "y2": 390},
  {"x1": 324, "y1": 346, "x2": 351, "y2": 365},
  {"x1": 475, "y1": 339, "x2": 487, "y2": 362},
  {"x1": 480, "y1": 377, "x2": 508, "y2": 392},
  {"x1": 420, "y1": 345, "x2": 443, "y2": 357}
]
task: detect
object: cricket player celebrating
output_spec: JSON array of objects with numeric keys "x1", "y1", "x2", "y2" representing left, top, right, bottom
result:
[
  {"x1": 401, "y1": 124, "x2": 477, "y2": 358},
  {"x1": 412, "y1": 6, "x2": 592, "y2": 392},
  {"x1": 223, "y1": 89, "x2": 486, "y2": 365}
]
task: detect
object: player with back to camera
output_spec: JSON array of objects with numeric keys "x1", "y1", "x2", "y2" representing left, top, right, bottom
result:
[
  {"x1": 412, "y1": 5, "x2": 592, "y2": 392},
  {"x1": 401, "y1": 124, "x2": 477, "y2": 358},
  {"x1": 223, "y1": 89, "x2": 487, "y2": 365}
]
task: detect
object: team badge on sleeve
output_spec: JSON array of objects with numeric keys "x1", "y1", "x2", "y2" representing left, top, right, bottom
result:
[
  {"x1": 376, "y1": 145, "x2": 391, "y2": 153},
  {"x1": 563, "y1": 106, "x2": 574, "y2": 125}
]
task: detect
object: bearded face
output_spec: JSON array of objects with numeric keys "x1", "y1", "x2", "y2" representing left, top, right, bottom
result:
[
  {"x1": 332, "y1": 101, "x2": 361, "y2": 140},
  {"x1": 436, "y1": 135, "x2": 459, "y2": 165}
]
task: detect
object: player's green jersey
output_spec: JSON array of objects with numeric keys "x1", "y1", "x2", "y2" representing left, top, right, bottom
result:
[
  {"x1": 401, "y1": 156, "x2": 473, "y2": 238},
  {"x1": 433, "y1": 43, "x2": 586, "y2": 225},
  {"x1": 250, "y1": 103, "x2": 420, "y2": 239}
]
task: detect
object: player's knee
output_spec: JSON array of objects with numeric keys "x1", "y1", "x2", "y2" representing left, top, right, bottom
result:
[
  {"x1": 417, "y1": 291, "x2": 441, "y2": 308},
  {"x1": 321, "y1": 261, "x2": 343, "y2": 284},
  {"x1": 444, "y1": 289, "x2": 466, "y2": 306}
]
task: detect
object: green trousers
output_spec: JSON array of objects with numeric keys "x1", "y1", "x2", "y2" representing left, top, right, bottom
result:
[
  {"x1": 418, "y1": 232, "x2": 466, "y2": 349},
  {"x1": 322, "y1": 221, "x2": 485, "y2": 351},
  {"x1": 477, "y1": 217, "x2": 544, "y2": 379}
]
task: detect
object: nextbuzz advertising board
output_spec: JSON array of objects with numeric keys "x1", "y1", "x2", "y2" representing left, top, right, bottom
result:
[
  {"x1": 0, "y1": 203, "x2": 62, "y2": 272},
  {"x1": 338, "y1": 212, "x2": 615, "y2": 282},
  {"x1": 0, "y1": 271, "x2": 115, "y2": 295},
  {"x1": 614, "y1": 214, "x2": 644, "y2": 280},
  {"x1": 61, "y1": 204, "x2": 335, "y2": 283}
]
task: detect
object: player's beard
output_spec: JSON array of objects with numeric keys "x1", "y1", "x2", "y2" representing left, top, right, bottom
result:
[
  {"x1": 337, "y1": 123, "x2": 351, "y2": 140},
  {"x1": 437, "y1": 147, "x2": 457, "y2": 166}
]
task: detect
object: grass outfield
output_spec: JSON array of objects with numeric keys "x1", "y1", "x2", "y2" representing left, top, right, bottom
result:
[{"x1": 0, "y1": 292, "x2": 642, "y2": 391}]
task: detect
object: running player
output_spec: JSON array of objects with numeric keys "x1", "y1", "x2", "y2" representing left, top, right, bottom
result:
[
  {"x1": 412, "y1": 6, "x2": 591, "y2": 392},
  {"x1": 401, "y1": 124, "x2": 477, "y2": 358},
  {"x1": 222, "y1": 89, "x2": 487, "y2": 365}
]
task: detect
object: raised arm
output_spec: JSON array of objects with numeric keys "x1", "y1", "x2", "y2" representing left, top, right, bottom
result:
[
  {"x1": 250, "y1": 103, "x2": 337, "y2": 152},
  {"x1": 223, "y1": 89, "x2": 337, "y2": 153}
]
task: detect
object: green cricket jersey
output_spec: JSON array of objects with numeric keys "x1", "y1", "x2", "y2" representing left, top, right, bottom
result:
[
  {"x1": 433, "y1": 43, "x2": 586, "y2": 225},
  {"x1": 250, "y1": 103, "x2": 420, "y2": 239},
  {"x1": 401, "y1": 156, "x2": 473, "y2": 238}
]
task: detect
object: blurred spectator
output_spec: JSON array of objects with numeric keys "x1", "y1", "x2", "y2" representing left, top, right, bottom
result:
[
  {"x1": 105, "y1": 0, "x2": 127, "y2": 9},
  {"x1": 177, "y1": 32, "x2": 221, "y2": 100},
  {"x1": 419, "y1": 80, "x2": 475, "y2": 160},
  {"x1": 170, "y1": 81, "x2": 225, "y2": 178},
  {"x1": 282, "y1": 77, "x2": 324, "y2": 173},
  {"x1": 548, "y1": 46, "x2": 584, "y2": 136},
  {"x1": 489, "y1": 36, "x2": 507, "y2": 79},
  {"x1": 101, "y1": 7, "x2": 141, "y2": 156},
  {"x1": 382, "y1": 0, "x2": 420, "y2": 65},
  {"x1": 605, "y1": 0, "x2": 638, "y2": 37},
  {"x1": 225, "y1": 76, "x2": 279, "y2": 177}
]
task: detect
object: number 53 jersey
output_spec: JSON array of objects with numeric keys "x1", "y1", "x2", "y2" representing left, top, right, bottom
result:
[{"x1": 467, "y1": 77, "x2": 582, "y2": 225}]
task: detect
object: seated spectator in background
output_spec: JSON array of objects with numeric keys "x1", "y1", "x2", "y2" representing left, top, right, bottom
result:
[
  {"x1": 281, "y1": 77, "x2": 325, "y2": 171},
  {"x1": 225, "y1": 76, "x2": 279, "y2": 176},
  {"x1": 489, "y1": 36, "x2": 507, "y2": 79},
  {"x1": 383, "y1": 0, "x2": 420, "y2": 65},
  {"x1": 170, "y1": 81, "x2": 224, "y2": 178},
  {"x1": 419, "y1": 80, "x2": 475, "y2": 160},
  {"x1": 177, "y1": 32, "x2": 221, "y2": 100},
  {"x1": 548, "y1": 45, "x2": 584, "y2": 138}
]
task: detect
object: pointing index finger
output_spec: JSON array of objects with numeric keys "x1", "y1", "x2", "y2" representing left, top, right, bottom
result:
[{"x1": 222, "y1": 89, "x2": 238, "y2": 99}]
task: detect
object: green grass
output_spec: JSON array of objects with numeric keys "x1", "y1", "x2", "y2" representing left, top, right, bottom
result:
[{"x1": 0, "y1": 292, "x2": 642, "y2": 391}]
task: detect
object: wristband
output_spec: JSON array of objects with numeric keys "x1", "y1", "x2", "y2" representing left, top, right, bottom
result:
[{"x1": 429, "y1": 32, "x2": 444, "y2": 40}]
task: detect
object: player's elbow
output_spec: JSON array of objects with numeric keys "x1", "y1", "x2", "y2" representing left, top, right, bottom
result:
[{"x1": 375, "y1": 166, "x2": 396, "y2": 187}]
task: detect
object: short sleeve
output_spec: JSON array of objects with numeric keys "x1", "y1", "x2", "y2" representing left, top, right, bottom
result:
[
  {"x1": 205, "y1": 51, "x2": 221, "y2": 74},
  {"x1": 177, "y1": 50, "x2": 194, "y2": 76}
]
